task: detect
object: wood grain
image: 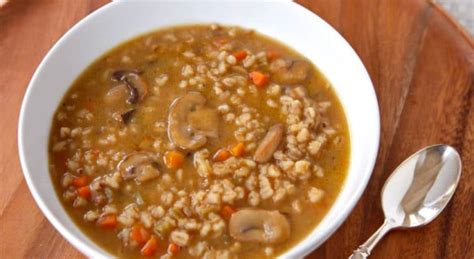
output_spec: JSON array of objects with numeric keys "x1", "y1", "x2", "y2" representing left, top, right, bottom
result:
[{"x1": 0, "y1": 0, "x2": 472, "y2": 258}]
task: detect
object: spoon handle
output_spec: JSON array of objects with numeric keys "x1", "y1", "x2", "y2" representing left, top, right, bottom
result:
[{"x1": 349, "y1": 219, "x2": 396, "y2": 259}]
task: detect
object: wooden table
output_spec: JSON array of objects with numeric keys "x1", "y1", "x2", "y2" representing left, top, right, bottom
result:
[{"x1": 0, "y1": 0, "x2": 472, "y2": 258}]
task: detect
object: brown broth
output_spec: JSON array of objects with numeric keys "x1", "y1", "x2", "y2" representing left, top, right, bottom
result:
[{"x1": 49, "y1": 25, "x2": 350, "y2": 258}]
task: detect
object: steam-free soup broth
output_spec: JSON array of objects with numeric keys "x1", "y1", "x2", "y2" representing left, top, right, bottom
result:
[{"x1": 49, "y1": 24, "x2": 350, "y2": 258}]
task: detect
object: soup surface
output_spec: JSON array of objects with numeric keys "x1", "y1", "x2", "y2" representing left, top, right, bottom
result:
[{"x1": 49, "y1": 24, "x2": 350, "y2": 258}]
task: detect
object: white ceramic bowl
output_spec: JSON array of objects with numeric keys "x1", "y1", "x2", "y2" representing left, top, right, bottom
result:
[{"x1": 18, "y1": 1, "x2": 379, "y2": 258}]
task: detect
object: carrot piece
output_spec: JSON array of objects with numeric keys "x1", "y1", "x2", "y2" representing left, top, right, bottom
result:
[
  {"x1": 230, "y1": 142, "x2": 245, "y2": 157},
  {"x1": 164, "y1": 150, "x2": 185, "y2": 169},
  {"x1": 76, "y1": 186, "x2": 91, "y2": 199},
  {"x1": 168, "y1": 243, "x2": 180, "y2": 254},
  {"x1": 131, "y1": 224, "x2": 150, "y2": 244},
  {"x1": 232, "y1": 50, "x2": 248, "y2": 62},
  {"x1": 72, "y1": 175, "x2": 88, "y2": 187},
  {"x1": 249, "y1": 71, "x2": 269, "y2": 88},
  {"x1": 213, "y1": 149, "x2": 231, "y2": 162},
  {"x1": 266, "y1": 50, "x2": 280, "y2": 61},
  {"x1": 141, "y1": 236, "x2": 159, "y2": 256},
  {"x1": 220, "y1": 205, "x2": 236, "y2": 220},
  {"x1": 96, "y1": 214, "x2": 117, "y2": 229}
]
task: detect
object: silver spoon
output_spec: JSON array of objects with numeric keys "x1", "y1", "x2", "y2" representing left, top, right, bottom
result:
[{"x1": 349, "y1": 144, "x2": 462, "y2": 259}]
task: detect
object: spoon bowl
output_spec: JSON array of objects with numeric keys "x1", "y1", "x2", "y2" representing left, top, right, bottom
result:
[
  {"x1": 381, "y1": 144, "x2": 462, "y2": 228},
  {"x1": 350, "y1": 144, "x2": 462, "y2": 258}
]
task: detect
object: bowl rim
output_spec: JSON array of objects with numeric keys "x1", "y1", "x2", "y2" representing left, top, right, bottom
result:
[{"x1": 18, "y1": 1, "x2": 380, "y2": 258}]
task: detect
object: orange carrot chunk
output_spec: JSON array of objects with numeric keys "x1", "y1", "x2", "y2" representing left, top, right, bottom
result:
[
  {"x1": 141, "y1": 236, "x2": 158, "y2": 256},
  {"x1": 232, "y1": 50, "x2": 248, "y2": 62},
  {"x1": 76, "y1": 186, "x2": 91, "y2": 199},
  {"x1": 168, "y1": 243, "x2": 180, "y2": 254},
  {"x1": 266, "y1": 50, "x2": 280, "y2": 60},
  {"x1": 249, "y1": 71, "x2": 269, "y2": 88},
  {"x1": 131, "y1": 224, "x2": 150, "y2": 244},
  {"x1": 213, "y1": 149, "x2": 231, "y2": 162},
  {"x1": 96, "y1": 214, "x2": 117, "y2": 229},
  {"x1": 164, "y1": 150, "x2": 185, "y2": 169},
  {"x1": 231, "y1": 142, "x2": 245, "y2": 157},
  {"x1": 72, "y1": 175, "x2": 88, "y2": 187},
  {"x1": 221, "y1": 205, "x2": 236, "y2": 220}
]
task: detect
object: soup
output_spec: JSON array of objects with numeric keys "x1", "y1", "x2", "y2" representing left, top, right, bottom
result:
[{"x1": 48, "y1": 24, "x2": 350, "y2": 258}]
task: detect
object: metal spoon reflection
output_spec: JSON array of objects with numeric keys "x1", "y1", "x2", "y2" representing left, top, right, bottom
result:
[{"x1": 349, "y1": 144, "x2": 462, "y2": 259}]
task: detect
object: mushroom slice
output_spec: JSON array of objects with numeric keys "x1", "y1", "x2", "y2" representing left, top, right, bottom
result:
[
  {"x1": 269, "y1": 59, "x2": 311, "y2": 85},
  {"x1": 112, "y1": 108, "x2": 136, "y2": 124},
  {"x1": 229, "y1": 209, "x2": 290, "y2": 244},
  {"x1": 117, "y1": 152, "x2": 160, "y2": 183},
  {"x1": 111, "y1": 69, "x2": 140, "y2": 81},
  {"x1": 105, "y1": 83, "x2": 129, "y2": 105},
  {"x1": 254, "y1": 124, "x2": 284, "y2": 163},
  {"x1": 135, "y1": 163, "x2": 161, "y2": 182},
  {"x1": 188, "y1": 107, "x2": 219, "y2": 138},
  {"x1": 110, "y1": 70, "x2": 148, "y2": 104},
  {"x1": 168, "y1": 92, "x2": 219, "y2": 150}
]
